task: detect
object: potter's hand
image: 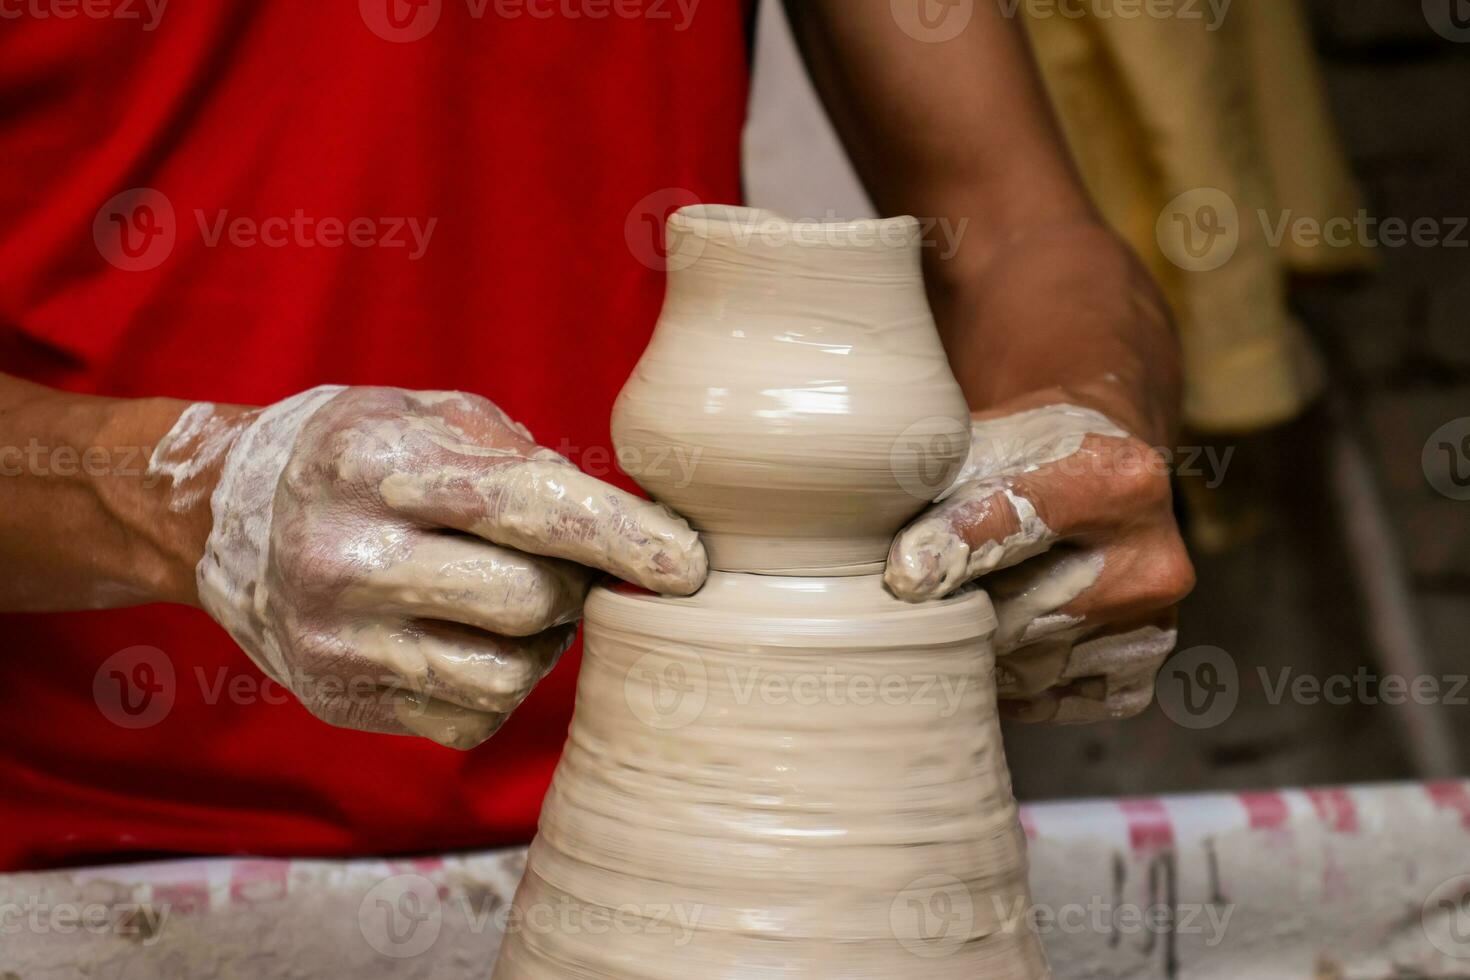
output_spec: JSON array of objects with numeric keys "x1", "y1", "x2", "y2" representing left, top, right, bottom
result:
[
  {"x1": 157, "y1": 386, "x2": 707, "y2": 749},
  {"x1": 886, "y1": 400, "x2": 1194, "y2": 723}
]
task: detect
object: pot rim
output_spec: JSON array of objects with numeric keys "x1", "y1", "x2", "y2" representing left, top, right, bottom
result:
[{"x1": 668, "y1": 204, "x2": 922, "y2": 248}]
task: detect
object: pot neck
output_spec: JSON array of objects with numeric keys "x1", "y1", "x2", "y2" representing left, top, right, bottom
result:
[{"x1": 665, "y1": 205, "x2": 924, "y2": 284}]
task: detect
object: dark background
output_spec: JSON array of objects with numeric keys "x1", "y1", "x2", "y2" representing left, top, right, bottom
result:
[{"x1": 1004, "y1": 0, "x2": 1470, "y2": 799}]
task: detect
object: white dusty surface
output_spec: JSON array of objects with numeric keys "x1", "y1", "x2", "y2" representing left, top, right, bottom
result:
[{"x1": 5, "y1": 783, "x2": 1469, "y2": 978}]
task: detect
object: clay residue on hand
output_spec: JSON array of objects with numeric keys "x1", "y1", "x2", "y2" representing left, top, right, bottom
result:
[
  {"x1": 379, "y1": 459, "x2": 708, "y2": 597},
  {"x1": 192, "y1": 385, "x2": 690, "y2": 751},
  {"x1": 885, "y1": 404, "x2": 1130, "y2": 603}
]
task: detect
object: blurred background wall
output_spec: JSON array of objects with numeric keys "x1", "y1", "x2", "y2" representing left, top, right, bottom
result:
[{"x1": 742, "y1": 0, "x2": 1470, "y2": 800}]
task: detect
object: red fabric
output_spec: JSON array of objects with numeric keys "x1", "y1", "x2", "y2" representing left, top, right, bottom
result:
[{"x1": 0, "y1": 1, "x2": 750, "y2": 871}]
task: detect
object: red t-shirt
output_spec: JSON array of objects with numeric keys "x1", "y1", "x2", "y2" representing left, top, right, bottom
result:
[{"x1": 0, "y1": 0, "x2": 750, "y2": 871}]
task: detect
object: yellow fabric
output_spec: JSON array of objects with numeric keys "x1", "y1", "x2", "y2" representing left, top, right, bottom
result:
[{"x1": 1021, "y1": 0, "x2": 1371, "y2": 433}]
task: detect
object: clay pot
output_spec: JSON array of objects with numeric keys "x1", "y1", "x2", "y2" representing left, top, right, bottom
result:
[
  {"x1": 493, "y1": 574, "x2": 1049, "y2": 978},
  {"x1": 612, "y1": 205, "x2": 972, "y2": 576},
  {"x1": 493, "y1": 207, "x2": 1048, "y2": 979}
]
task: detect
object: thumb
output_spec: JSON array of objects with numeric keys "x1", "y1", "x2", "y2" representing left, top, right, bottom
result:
[{"x1": 884, "y1": 478, "x2": 1057, "y2": 602}]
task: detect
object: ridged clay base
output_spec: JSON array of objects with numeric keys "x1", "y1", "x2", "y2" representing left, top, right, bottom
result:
[{"x1": 493, "y1": 573, "x2": 1050, "y2": 979}]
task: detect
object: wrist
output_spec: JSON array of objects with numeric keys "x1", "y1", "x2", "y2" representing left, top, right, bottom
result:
[
  {"x1": 929, "y1": 217, "x2": 1181, "y2": 447},
  {"x1": 102, "y1": 397, "x2": 255, "y2": 606}
]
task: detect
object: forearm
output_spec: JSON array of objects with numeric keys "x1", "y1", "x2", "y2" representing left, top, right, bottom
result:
[
  {"x1": 0, "y1": 373, "x2": 246, "y2": 611},
  {"x1": 927, "y1": 221, "x2": 1180, "y2": 444},
  {"x1": 785, "y1": 0, "x2": 1181, "y2": 443}
]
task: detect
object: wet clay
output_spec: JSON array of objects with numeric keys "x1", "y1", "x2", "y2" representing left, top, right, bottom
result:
[
  {"x1": 612, "y1": 206, "x2": 972, "y2": 577},
  {"x1": 494, "y1": 207, "x2": 1050, "y2": 978}
]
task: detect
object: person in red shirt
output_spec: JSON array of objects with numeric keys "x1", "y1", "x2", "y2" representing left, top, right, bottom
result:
[{"x1": 0, "y1": 1, "x2": 1193, "y2": 872}]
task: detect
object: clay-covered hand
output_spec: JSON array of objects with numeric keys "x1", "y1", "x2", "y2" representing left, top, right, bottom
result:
[
  {"x1": 158, "y1": 386, "x2": 707, "y2": 749},
  {"x1": 885, "y1": 399, "x2": 1194, "y2": 723}
]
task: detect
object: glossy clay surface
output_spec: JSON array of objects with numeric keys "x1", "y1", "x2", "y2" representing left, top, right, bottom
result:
[
  {"x1": 495, "y1": 575, "x2": 1047, "y2": 979},
  {"x1": 612, "y1": 206, "x2": 972, "y2": 576},
  {"x1": 495, "y1": 207, "x2": 1048, "y2": 979}
]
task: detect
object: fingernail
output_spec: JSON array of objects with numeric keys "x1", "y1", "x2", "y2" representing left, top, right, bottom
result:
[
  {"x1": 884, "y1": 522, "x2": 966, "y2": 602},
  {"x1": 396, "y1": 698, "x2": 502, "y2": 750},
  {"x1": 660, "y1": 536, "x2": 709, "y2": 596}
]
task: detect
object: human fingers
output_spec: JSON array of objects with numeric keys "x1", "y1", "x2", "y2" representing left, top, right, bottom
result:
[
  {"x1": 886, "y1": 432, "x2": 1168, "y2": 602},
  {"x1": 380, "y1": 458, "x2": 708, "y2": 597},
  {"x1": 998, "y1": 616, "x2": 1179, "y2": 724},
  {"x1": 346, "y1": 534, "x2": 593, "y2": 637},
  {"x1": 291, "y1": 619, "x2": 576, "y2": 746}
]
